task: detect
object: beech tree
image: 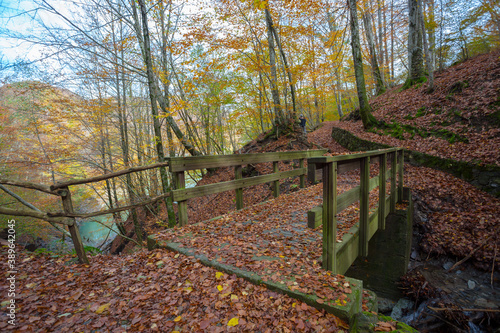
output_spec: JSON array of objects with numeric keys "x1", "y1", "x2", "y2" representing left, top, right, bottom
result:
[{"x1": 348, "y1": 0, "x2": 376, "y2": 129}]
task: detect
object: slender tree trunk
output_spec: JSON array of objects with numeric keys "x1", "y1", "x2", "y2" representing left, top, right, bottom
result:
[
  {"x1": 363, "y1": 11, "x2": 386, "y2": 95},
  {"x1": 408, "y1": 0, "x2": 425, "y2": 85},
  {"x1": 131, "y1": 0, "x2": 201, "y2": 157},
  {"x1": 264, "y1": 8, "x2": 283, "y2": 126},
  {"x1": 422, "y1": 1, "x2": 435, "y2": 92},
  {"x1": 159, "y1": 1, "x2": 177, "y2": 227},
  {"x1": 268, "y1": 11, "x2": 297, "y2": 119},
  {"x1": 348, "y1": 0, "x2": 375, "y2": 129}
]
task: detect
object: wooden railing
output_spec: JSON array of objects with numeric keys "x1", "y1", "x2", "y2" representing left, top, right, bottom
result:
[
  {"x1": 1, "y1": 150, "x2": 327, "y2": 263},
  {"x1": 0, "y1": 161, "x2": 172, "y2": 264},
  {"x1": 170, "y1": 149, "x2": 328, "y2": 226},
  {"x1": 307, "y1": 148, "x2": 404, "y2": 274}
]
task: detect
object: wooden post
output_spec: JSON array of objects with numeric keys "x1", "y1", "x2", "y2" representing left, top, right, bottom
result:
[
  {"x1": 299, "y1": 158, "x2": 305, "y2": 188},
  {"x1": 273, "y1": 161, "x2": 280, "y2": 198},
  {"x1": 235, "y1": 165, "x2": 243, "y2": 210},
  {"x1": 398, "y1": 150, "x2": 404, "y2": 203},
  {"x1": 379, "y1": 153, "x2": 387, "y2": 230},
  {"x1": 359, "y1": 157, "x2": 370, "y2": 257},
  {"x1": 390, "y1": 152, "x2": 397, "y2": 213},
  {"x1": 174, "y1": 171, "x2": 188, "y2": 226},
  {"x1": 322, "y1": 162, "x2": 337, "y2": 272},
  {"x1": 59, "y1": 187, "x2": 89, "y2": 264}
]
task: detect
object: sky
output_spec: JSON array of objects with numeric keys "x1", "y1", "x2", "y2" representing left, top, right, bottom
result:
[{"x1": 0, "y1": 0, "x2": 75, "y2": 83}]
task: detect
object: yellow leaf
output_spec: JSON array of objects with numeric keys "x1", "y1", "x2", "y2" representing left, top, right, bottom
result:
[
  {"x1": 292, "y1": 302, "x2": 296, "y2": 308},
  {"x1": 217, "y1": 285, "x2": 223, "y2": 292},
  {"x1": 174, "y1": 254, "x2": 180, "y2": 258},
  {"x1": 216, "y1": 272, "x2": 224, "y2": 279},
  {"x1": 227, "y1": 317, "x2": 239, "y2": 327},
  {"x1": 95, "y1": 303, "x2": 110, "y2": 314},
  {"x1": 174, "y1": 316, "x2": 182, "y2": 322},
  {"x1": 230, "y1": 294, "x2": 238, "y2": 301},
  {"x1": 184, "y1": 287, "x2": 193, "y2": 293}
]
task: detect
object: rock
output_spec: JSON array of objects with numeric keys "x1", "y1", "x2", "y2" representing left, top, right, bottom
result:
[
  {"x1": 443, "y1": 261, "x2": 454, "y2": 270},
  {"x1": 468, "y1": 280, "x2": 476, "y2": 289},
  {"x1": 390, "y1": 298, "x2": 415, "y2": 321},
  {"x1": 378, "y1": 297, "x2": 397, "y2": 313}
]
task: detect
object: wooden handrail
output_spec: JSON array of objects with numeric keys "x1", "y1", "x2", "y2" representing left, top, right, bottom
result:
[
  {"x1": 169, "y1": 149, "x2": 327, "y2": 172},
  {"x1": 171, "y1": 149, "x2": 328, "y2": 225},
  {"x1": 308, "y1": 148, "x2": 404, "y2": 274},
  {"x1": 50, "y1": 161, "x2": 170, "y2": 190}
]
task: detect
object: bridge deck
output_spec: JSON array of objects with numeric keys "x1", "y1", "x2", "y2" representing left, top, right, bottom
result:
[{"x1": 151, "y1": 175, "x2": 385, "y2": 320}]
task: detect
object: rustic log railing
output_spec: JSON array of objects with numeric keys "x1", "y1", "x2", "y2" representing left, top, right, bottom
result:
[
  {"x1": 170, "y1": 149, "x2": 328, "y2": 226},
  {"x1": 307, "y1": 148, "x2": 404, "y2": 274},
  {"x1": 0, "y1": 161, "x2": 171, "y2": 264}
]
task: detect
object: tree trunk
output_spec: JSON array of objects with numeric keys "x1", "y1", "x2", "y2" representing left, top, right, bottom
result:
[
  {"x1": 362, "y1": 11, "x2": 386, "y2": 95},
  {"x1": 407, "y1": 0, "x2": 425, "y2": 85},
  {"x1": 264, "y1": 8, "x2": 283, "y2": 126},
  {"x1": 348, "y1": 0, "x2": 375, "y2": 129},
  {"x1": 422, "y1": 0, "x2": 435, "y2": 92}
]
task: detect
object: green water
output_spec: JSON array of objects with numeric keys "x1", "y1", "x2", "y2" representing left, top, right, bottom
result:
[{"x1": 78, "y1": 213, "x2": 124, "y2": 248}]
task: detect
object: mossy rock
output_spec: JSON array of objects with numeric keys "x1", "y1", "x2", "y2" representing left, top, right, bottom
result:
[{"x1": 350, "y1": 312, "x2": 418, "y2": 333}]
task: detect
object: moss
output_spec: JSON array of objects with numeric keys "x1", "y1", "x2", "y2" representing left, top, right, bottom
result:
[{"x1": 401, "y1": 76, "x2": 427, "y2": 91}]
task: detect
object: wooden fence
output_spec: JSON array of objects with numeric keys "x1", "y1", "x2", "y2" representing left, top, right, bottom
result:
[
  {"x1": 307, "y1": 148, "x2": 404, "y2": 274},
  {"x1": 0, "y1": 150, "x2": 327, "y2": 263},
  {"x1": 170, "y1": 149, "x2": 328, "y2": 226}
]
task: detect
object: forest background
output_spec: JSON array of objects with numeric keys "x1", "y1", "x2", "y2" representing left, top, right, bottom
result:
[{"x1": 0, "y1": 0, "x2": 498, "y2": 249}]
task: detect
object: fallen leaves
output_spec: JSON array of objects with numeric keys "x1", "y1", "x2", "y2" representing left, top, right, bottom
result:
[{"x1": 0, "y1": 248, "x2": 345, "y2": 332}]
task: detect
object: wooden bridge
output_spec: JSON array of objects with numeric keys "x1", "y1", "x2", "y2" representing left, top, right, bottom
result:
[{"x1": 0, "y1": 147, "x2": 406, "y2": 279}]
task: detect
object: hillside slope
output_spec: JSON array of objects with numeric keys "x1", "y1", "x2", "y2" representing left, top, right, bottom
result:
[{"x1": 337, "y1": 50, "x2": 500, "y2": 166}]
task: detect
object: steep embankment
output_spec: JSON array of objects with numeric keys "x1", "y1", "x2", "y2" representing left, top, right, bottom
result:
[{"x1": 337, "y1": 50, "x2": 500, "y2": 167}]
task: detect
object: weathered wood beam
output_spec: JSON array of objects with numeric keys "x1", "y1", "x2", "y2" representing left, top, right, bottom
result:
[
  {"x1": 50, "y1": 161, "x2": 170, "y2": 190},
  {"x1": 0, "y1": 178, "x2": 58, "y2": 195},
  {"x1": 0, "y1": 206, "x2": 73, "y2": 226},
  {"x1": 172, "y1": 168, "x2": 306, "y2": 202},
  {"x1": 169, "y1": 150, "x2": 327, "y2": 172}
]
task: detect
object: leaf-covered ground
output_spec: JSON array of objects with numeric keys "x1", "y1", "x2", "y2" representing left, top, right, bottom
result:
[
  {"x1": 1, "y1": 247, "x2": 351, "y2": 332},
  {"x1": 335, "y1": 50, "x2": 500, "y2": 166}
]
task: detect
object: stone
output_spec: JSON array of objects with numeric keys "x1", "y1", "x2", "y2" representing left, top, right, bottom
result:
[
  {"x1": 390, "y1": 298, "x2": 414, "y2": 321},
  {"x1": 468, "y1": 280, "x2": 476, "y2": 289},
  {"x1": 378, "y1": 297, "x2": 397, "y2": 313},
  {"x1": 443, "y1": 261, "x2": 453, "y2": 270}
]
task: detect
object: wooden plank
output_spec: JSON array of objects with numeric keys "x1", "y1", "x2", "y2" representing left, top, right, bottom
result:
[
  {"x1": 170, "y1": 149, "x2": 327, "y2": 172},
  {"x1": 322, "y1": 162, "x2": 337, "y2": 272},
  {"x1": 398, "y1": 150, "x2": 404, "y2": 202},
  {"x1": 273, "y1": 162, "x2": 280, "y2": 198},
  {"x1": 335, "y1": 225, "x2": 360, "y2": 275},
  {"x1": 172, "y1": 168, "x2": 306, "y2": 202},
  {"x1": 379, "y1": 153, "x2": 387, "y2": 230},
  {"x1": 235, "y1": 165, "x2": 243, "y2": 210},
  {"x1": 335, "y1": 208, "x2": 379, "y2": 276},
  {"x1": 299, "y1": 159, "x2": 305, "y2": 188},
  {"x1": 0, "y1": 178, "x2": 58, "y2": 195},
  {"x1": 307, "y1": 162, "x2": 319, "y2": 183},
  {"x1": 359, "y1": 157, "x2": 370, "y2": 257},
  {"x1": 174, "y1": 172, "x2": 188, "y2": 226},
  {"x1": 309, "y1": 148, "x2": 399, "y2": 165},
  {"x1": 390, "y1": 152, "x2": 397, "y2": 213},
  {"x1": 60, "y1": 187, "x2": 89, "y2": 264},
  {"x1": 307, "y1": 205, "x2": 323, "y2": 229},
  {"x1": 51, "y1": 161, "x2": 170, "y2": 190},
  {"x1": 368, "y1": 209, "x2": 379, "y2": 239}
]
